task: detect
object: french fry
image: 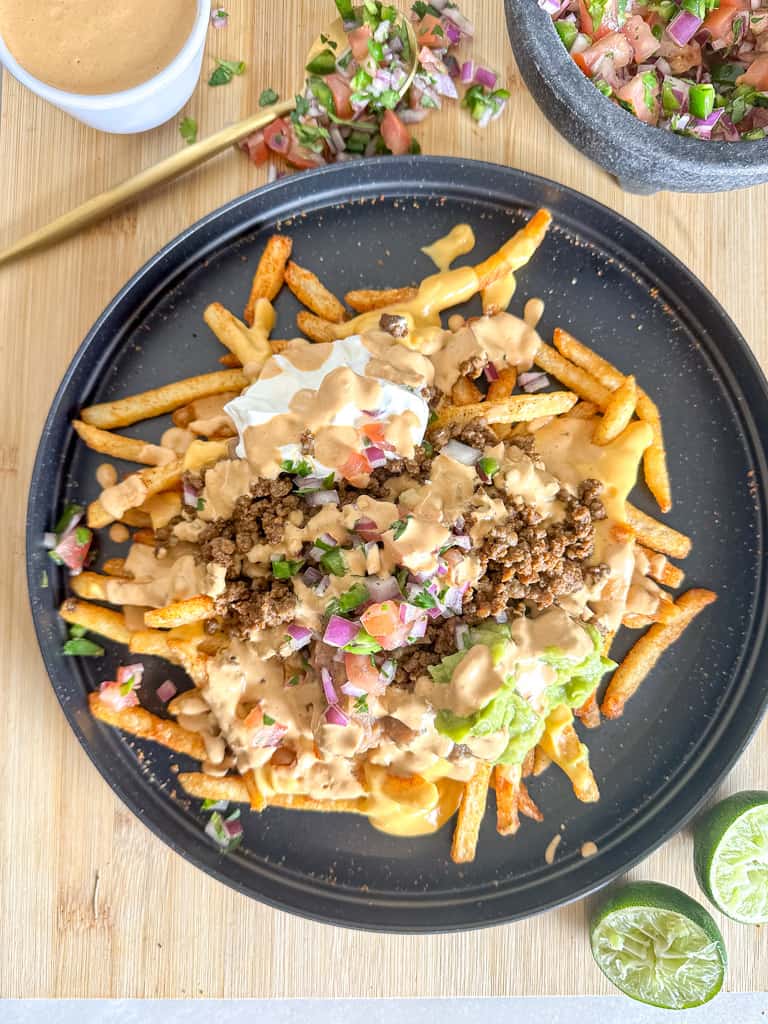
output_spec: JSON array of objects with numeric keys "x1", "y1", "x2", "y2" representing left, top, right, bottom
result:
[
  {"x1": 80, "y1": 370, "x2": 248, "y2": 430},
  {"x1": 534, "y1": 343, "x2": 612, "y2": 408},
  {"x1": 102, "y1": 558, "x2": 128, "y2": 578},
  {"x1": 575, "y1": 690, "x2": 601, "y2": 729},
  {"x1": 625, "y1": 503, "x2": 692, "y2": 559},
  {"x1": 569, "y1": 401, "x2": 599, "y2": 419},
  {"x1": 451, "y1": 375, "x2": 484, "y2": 406},
  {"x1": 129, "y1": 628, "x2": 176, "y2": 660},
  {"x1": 532, "y1": 746, "x2": 552, "y2": 776},
  {"x1": 132, "y1": 528, "x2": 156, "y2": 546},
  {"x1": 602, "y1": 589, "x2": 717, "y2": 719},
  {"x1": 270, "y1": 339, "x2": 293, "y2": 354},
  {"x1": 540, "y1": 705, "x2": 599, "y2": 803},
  {"x1": 70, "y1": 572, "x2": 112, "y2": 601},
  {"x1": 72, "y1": 420, "x2": 173, "y2": 467},
  {"x1": 59, "y1": 598, "x2": 131, "y2": 645},
  {"x1": 177, "y1": 772, "x2": 368, "y2": 814},
  {"x1": 592, "y1": 375, "x2": 637, "y2": 446},
  {"x1": 296, "y1": 311, "x2": 340, "y2": 343},
  {"x1": 219, "y1": 352, "x2": 241, "y2": 368},
  {"x1": 144, "y1": 596, "x2": 216, "y2": 629},
  {"x1": 285, "y1": 261, "x2": 347, "y2": 323},
  {"x1": 474, "y1": 209, "x2": 552, "y2": 290},
  {"x1": 494, "y1": 763, "x2": 521, "y2": 836},
  {"x1": 204, "y1": 301, "x2": 273, "y2": 371},
  {"x1": 517, "y1": 780, "x2": 544, "y2": 822},
  {"x1": 89, "y1": 457, "x2": 184, "y2": 527},
  {"x1": 88, "y1": 692, "x2": 206, "y2": 759},
  {"x1": 172, "y1": 392, "x2": 240, "y2": 430},
  {"x1": 244, "y1": 235, "x2": 292, "y2": 324},
  {"x1": 121, "y1": 508, "x2": 152, "y2": 528},
  {"x1": 521, "y1": 749, "x2": 535, "y2": 778},
  {"x1": 431, "y1": 391, "x2": 577, "y2": 431},
  {"x1": 451, "y1": 761, "x2": 492, "y2": 864},
  {"x1": 487, "y1": 367, "x2": 518, "y2": 403},
  {"x1": 344, "y1": 286, "x2": 417, "y2": 313},
  {"x1": 623, "y1": 613, "x2": 653, "y2": 629},
  {"x1": 244, "y1": 770, "x2": 267, "y2": 812},
  {"x1": 639, "y1": 545, "x2": 685, "y2": 589}
]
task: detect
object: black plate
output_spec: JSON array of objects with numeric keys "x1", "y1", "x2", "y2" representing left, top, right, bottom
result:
[{"x1": 27, "y1": 157, "x2": 768, "y2": 932}]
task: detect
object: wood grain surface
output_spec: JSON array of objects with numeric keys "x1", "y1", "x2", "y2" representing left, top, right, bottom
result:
[{"x1": 0, "y1": 0, "x2": 766, "y2": 999}]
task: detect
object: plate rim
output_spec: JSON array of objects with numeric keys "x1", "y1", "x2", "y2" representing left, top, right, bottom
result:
[{"x1": 26, "y1": 156, "x2": 768, "y2": 932}]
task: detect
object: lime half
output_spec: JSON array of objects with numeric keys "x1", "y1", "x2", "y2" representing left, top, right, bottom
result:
[
  {"x1": 694, "y1": 790, "x2": 768, "y2": 924},
  {"x1": 590, "y1": 882, "x2": 727, "y2": 1009}
]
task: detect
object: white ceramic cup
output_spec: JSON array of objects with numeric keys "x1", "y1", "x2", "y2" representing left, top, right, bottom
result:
[{"x1": 0, "y1": 0, "x2": 210, "y2": 134}]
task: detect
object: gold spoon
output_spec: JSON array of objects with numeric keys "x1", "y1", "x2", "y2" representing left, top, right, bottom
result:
[{"x1": 0, "y1": 14, "x2": 417, "y2": 268}]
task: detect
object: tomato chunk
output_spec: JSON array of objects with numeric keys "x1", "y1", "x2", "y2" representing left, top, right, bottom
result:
[{"x1": 381, "y1": 110, "x2": 412, "y2": 155}]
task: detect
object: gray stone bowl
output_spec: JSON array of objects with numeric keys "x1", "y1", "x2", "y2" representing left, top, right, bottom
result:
[{"x1": 505, "y1": 0, "x2": 768, "y2": 193}]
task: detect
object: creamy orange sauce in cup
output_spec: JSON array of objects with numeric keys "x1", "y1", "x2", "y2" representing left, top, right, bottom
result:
[{"x1": 0, "y1": 0, "x2": 198, "y2": 95}]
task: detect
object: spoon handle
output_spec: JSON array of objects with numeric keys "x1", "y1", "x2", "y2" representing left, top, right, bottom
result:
[{"x1": 0, "y1": 99, "x2": 296, "y2": 268}]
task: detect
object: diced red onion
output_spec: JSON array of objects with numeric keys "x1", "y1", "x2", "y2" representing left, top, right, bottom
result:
[
  {"x1": 305, "y1": 490, "x2": 340, "y2": 506},
  {"x1": 321, "y1": 667, "x2": 338, "y2": 705},
  {"x1": 444, "y1": 20, "x2": 461, "y2": 45},
  {"x1": 399, "y1": 602, "x2": 421, "y2": 624},
  {"x1": 98, "y1": 681, "x2": 139, "y2": 711},
  {"x1": 537, "y1": 0, "x2": 563, "y2": 12},
  {"x1": 325, "y1": 704, "x2": 349, "y2": 727},
  {"x1": 355, "y1": 517, "x2": 382, "y2": 542},
  {"x1": 399, "y1": 107, "x2": 430, "y2": 124},
  {"x1": 442, "y1": 6, "x2": 474, "y2": 37},
  {"x1": 408, "y1": 616, "x2": 428, "y2": 639},
  {"x1": 210, "y1": 8, "x2": 229, "y2": 28},
  {"x1": 460, "y1": 60, "x2": 475, "y2": 84},
  {"x1": 520, "y1": 370, "x2": 549, "y2": 389},
  {"x1": 183, "y1": 478, "x2": 201, "y2": 506},
  {"x1": 426, "y1": 606, "x2": 442, "y2": 619},
  {"x1": 445, "y1": 54, "x2": 461, "y2": 78},
  {"x1": 365, "y1": 446, "x2": 388, "y2": 468},
  {"x1": 366, "y1": 576, "x2": 401, "y2": 602},
  {"x1": 655, "y1": 57, "x2": 672, "y2": 76},
  {"x1": 341, "y1": 681, "x2": 367, "y2": 698},
  {"x1": 667, "y1": 10, "x2": 702, "y2": 46},
  {"x1": 435, "y1": 73, "x2": 459, "y2": 99},
  {"x1": 286, "y1": 624, "x2": 313, "y2": 649},
  {"x1": 43, "y1": 532, "x2": 57, "y2": 549},
  {"x1": 441, "y1": 439, "x2": 481, "y2": 466},
  {"x1": 441, "y1": 587, "x2": 465, "y2": 615},
  {"x1": 475, "y1": 66, "x2": 497, "y2": 90},
  {"x1": 117, "y1": 663, "x2": 144, "y2": 687},
  {"x1": 316, "y1": 575, "x2": 331, "y2": 596},
  {"x1": 156, "y1": 679, "x2": 177, "y2": 703},
  {"x1": 379, "y1": 659, "x2": 396, "y2": 685},
  {"x1": 323, "y1": 616, "x2": 360, "y2": 649},
  {"x1": 251, "y1": 722, "x2": 288, "y2": 748},
  {"x1": 484, "y1": 362, "x2": 500, "y2": 382},
  {"x1": 224, "y1": 818, "x2": 243, "y2": 839},
  {"x1": 301, "y1": 566, "x2": 323, "y2": 587},
  {"x1": 449, "y1": 533, "x2": 472, "y2": 551}
]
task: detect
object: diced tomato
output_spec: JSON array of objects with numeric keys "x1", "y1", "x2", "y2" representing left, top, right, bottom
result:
[
  {"x1": 244, "y1": 706, "x2": 264, "y2": 729},
  {"x1": 572, "y1": 51, "x2": 591, "y2": 75},
  {"x1": 361, "y1": 601, "x2": 401, "y2": 638},
  {"x1": 326, "y1": 73, "x2": 353, "y2": 119},
  {"x1": 98, "y1": 682, "x2": 139, "y2": 711},
  {"x1": 582, "y1": 31, "x2": 634, "y2": 72},
  {"x1": 285, "y1": 140, "x2": 326, "y2": 170},
  {"x1": 621, "y1": 15, "x2": 660, "y2": 62},
  {"x1": 381, "y1": 109, "x2": 412, "y2": 156},
  {"x1": 738, "y1": 53, "x2": 768, "y2": 88},
  {"x1": 617, "y1": 72, "x2": 660, "y2": 125},
  {"x1": 361, "y1": 421, "x2": 388, "y2": 445},
  {"x1": 239, "y1": 129, "x2": 269, "y2": 166},
  {"x1": 416, "y1": 13, "x2": 446, "y2": 48},
  {"x1": 344, "y1": 653, "x2": 383, "y2": 693},
  {"x1": 578, "y1": 0, "x2": 594, "y2": 36},
  {"x1": 658, "y1": 36, "x2": 702, "y2": 74},
  {"x1": 264, "y1": 118, "x2": 291, "y2": 154},
  {"x1": 349, "y1": 23, "x2": 372, "y2": 62},
  {"x1": 340, "y1": 450, "x2": 372, "y2": 484},
  {"x1": 54, "y1": 528, "x2": 92, "y2": 572},
  {"x1": 702, "y1": 3, "x2": 739, "y2": 41}
]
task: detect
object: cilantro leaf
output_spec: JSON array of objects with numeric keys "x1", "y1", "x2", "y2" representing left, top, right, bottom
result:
[
  {"x1": 179, "y1": 116, "x2": 198, "y2": 145},
  {"x1": 259, "y1": 88, "x2": 280, "y2": 107},
  {"x1": 208, "y1": 59, "x2": 246, "y2": 86}
]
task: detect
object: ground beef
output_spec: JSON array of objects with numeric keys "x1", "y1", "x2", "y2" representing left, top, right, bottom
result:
[
  {"x1": 465, "y1": 481, "x2": 608, "y2": 617},
  {"x1": 431, "y1": 416, "x2": 500, "y2": 451},
  {"x1": 393, "y1": 618, "x2": 470, "y2": 687},
  {"x1": 213, "y1": 578, "x2": 296, "y2": 637},
  {"x1": 300, "y1": 429, "x2": 314, "y2": 455},
  {"x1": 364, "y1": 443, "x2": 435, "y2": 497},
  {"x1": 379, "y1": 313, "x2": 409, "y2": 339}
]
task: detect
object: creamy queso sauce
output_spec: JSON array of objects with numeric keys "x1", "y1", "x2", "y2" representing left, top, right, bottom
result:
[{"x1": 0, "y1": 0, "x2": 198, "y2": 95}]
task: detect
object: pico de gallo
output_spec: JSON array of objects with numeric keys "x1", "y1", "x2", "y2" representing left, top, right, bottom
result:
[
  {"x1": 542, "y1": 0, "x2": 768, "y2": 141},
  {"x1": 240, "y1": 0, "x2": 510, "y2": 170}
]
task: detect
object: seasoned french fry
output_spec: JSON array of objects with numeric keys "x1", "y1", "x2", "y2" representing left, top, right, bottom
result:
[
  {"x1": 244, "y1": 770, "x2": 267, "y2": 812},
  {"x1": 177, "y1": 772, "x2": 368, "y2": 813},
  {"x1": 602, "y1": 589, "x2": 717, "y2": 719},
  {"x1": 204, "y1": 301, "x2": 273, "y2": 371},
  {"x1": 451, "y1": 375, "x2": 484, "y2": 406},
  {"x1": 569, "y1": 401, "x2": 599, "y2": 419},
  {"x1": 89, "y1": 691, "x2": 206, "y2": 759},
  {"x1": 639, "y1": 545, "x2": 685, "y2": 589},
  {"x1": 172, "y1": 392, "x2": 240, "y2": 431},
  {"x1": 219, "y1": 352, "x2": 241, "y2": 368},
  {"x1": 144, "y1": 596, "x2": 216, "y2": 629},
  {"x1": 141, "y1": 491, "x2": 182, "y2": 530},
  {"x1": 593, "y1": 375, "x2": 637, "y2": 446},
  {"x1": 623, "y1": 613, "x2": 651, "y2": 629},
  {"x1": 102, "y1": 558, "x2": 128, "y2": 578},
  {"x1": 451, "y1": 761, "x2": 492, "y2": 863},
  {"x1": 534, "y1": 343, "x2": 611, "y2": 408},
  {"x1": 296, "y1": 311, "x2": 340, "y2": 343},
  {"x1": 270, "y1": 339, "x2": 293, "y2": 354},
  {"x1": 532, "y1": 746, "x2": 552, "y2": 776},
  {"x1": 72, "y1": 420, "x2": 174, "y2": 467},
  {"x1": 574, "y1": 690, "x2": 601, "y2": 729},
  {"x1": 80, "y1": 370, "x2": 248, "y2": 430},
  {"x1": 474, "y1": 209, "x2": 552, "y2": 290},
  {"x1": 540, "y1": 705, "x2": 599, "y2": 803},
  {"x1": 625, "y1": 503, "x2": 692, "y2": 559},
  {"x1": 59, "y1": 598, "x2": 131, "y2": 645},
  {"x1": 132, "y1": 528, "x2": 156, "y2": 546},
  {"x1": 89, "y1": 457, "x2": 184, "y2": 527},
  {"x1": 481, "y1": 271, "x2": 516, "y2": 316},
  {"x1": 344, "y1": 286, "x2": 418, "y2": 313},
  {"x1": 285, "y1": 261, "x2": 347, "y2": 323},
  {"x1": 70, "y1": 571, "x2": 110, "y2": 601},
  {"x1": 432, "y1": 391, "x2": 577, "y2": 431},
  {"x1": 494, "y1": 763, "x2": 521, "y2": 836},
  {"x1": 244, "y1": 235, "x2": 292, "y2": 324},
  {"x1": 517, "y1": 781, "x2": 544, "y2": 822},
  {"x1": 121, "y1": 508, "x2": 152, "y2": 528},
  {"x1": 521, "y1": 749, "x2": 535, "y2": 778},
  {"x1": 487, "y1": 367, "x2": 518, "y2": 403},
  {"x1": 129, "y1": 628, "x2": 176, "y2": 660}
]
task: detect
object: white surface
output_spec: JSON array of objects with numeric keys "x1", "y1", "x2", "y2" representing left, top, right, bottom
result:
[
  {"x1": 2, "y1": 998, "x2": 766, "y2": 1023},
  {"x1": 0, "y1": 0, "x2": 209, "y2": 132}
]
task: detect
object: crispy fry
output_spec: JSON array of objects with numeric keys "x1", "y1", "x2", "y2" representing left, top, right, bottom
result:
[
  {"x1": 593, "y1": 375, "x2": 637, "y2": 446},
  {"x1": 451, "y1": 761, "x2": 492, "y2": 863},
  {"x1": 141, "y1": 492, "x2": 182, "y2": 530},
  {"x1": 121, "y1": 508, "x2": 152, "y2": 528},
  {"x1": 219, "y1": 352, "x2": 241, "y2": 368},
  {"x1": 144, "y1": 596, "x2": 216, "y2": 629},
  {"x1": 602, "y1": 589, "x2": 717, "y2": 719},
  {"x1": 474, "y1": 209, "x2": 552, "y2": 290},
  {"x1": 88, "y1": 692, "x2": 206, "y2": 759},
  {"x1": 532, "y1": 746, "x2": 552, "y2": 776},
  {"x1": 540, "y1": 705, "x2": 599, "y2": 803},
  {"x1": 380, "y1": 773, "x2": 439, "y2": 811},
  {"x1": 244, "y1": 235, "x2": 292, "y2": 324},
  {"x1": 270, "y1": 339, "x2": 293, "y2": 354},
  {"x1": 244, "y1": 770, "x2": 267, "y2": 812},
  {"x1": 89, "y1": 458, "x2": 184, "y2": 528},
  {"x1": 72, "y1": 420, "x2": 173, "y2": 467},
  {"x1": 534, "y1": 343, "x2": 612, "y2": 408},
  {"x1": 432, "y1": 391, "x2": 577, "y2": 431},
  {"x1": 80, "y1": 370, "x2": 248, "y2": 430},
  {"x1": 521, "y1": 749, "x2": 535, "y2": 777},
  {"x1": 344, "y1": 286, "x2": 418, "y2": 313},
  {"x1": 132, "y1": 528, "x2": 156, "y2": 546},
  {"x1": 639, "y1": 545, "x2": 686, "y2": 589},
  {"x1": 487, "y1": 367, "x2": 518, "y2": 403},
  {"x1": 494, "y1": 763, "x2": 521, "y2": 836},
  {"x1": 451, "y1": 375, "x2": 484, "y2": 406},
  {"x1": 569, "y1": 401, "x2": 599, "y2": 419},
  {"x1": 517, "y1": 781, "x2": 544, "y2": 822},
  {"x1": 172, "y1": 392, "x2": 239, "y2": 431},
  {"x1": 177, "y1": 772, "x2": 367, "y2": 814},
  {"x1": 285, "y1": 261, "x2": 347, "y2": 323},
  {"x1": 59, "y1": 598, "x2": 131, "y2": 645},
  {"x1": 296, "y1": 311, "x2": 340, "y2": 343},
  {"x1": 625, "y1": 503, "x2": 692, "y2": 559},
  {"x1": 102, "y1": 558, "x2": 128, "y2": 578},
  {"x1": 492, "y1": 422, "x2": 513, "y2": 441},
  {"x1": 204, "y1": 301, "x2": 273, "y2": 371},
  {"x1": 129, "y1": 628, "x2": 176, "y2": 660},
  {"x1": 574, "y1": 690, "x2": 601, "y2": 729},
  {"x1": 481, "y1": 271, "x2": 516, "y2": 316},
  {"x1": 70, "y1": 571, "x2": 109, "y2": 601}
]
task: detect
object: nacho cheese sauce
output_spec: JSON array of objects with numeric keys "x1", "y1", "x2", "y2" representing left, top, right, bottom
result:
[
  {"x1": 97, "y1": 303, "x2": 659, "y2": 838},
  {"x1": 0, "y1": 0, "x2": 197, "y2": 95}
]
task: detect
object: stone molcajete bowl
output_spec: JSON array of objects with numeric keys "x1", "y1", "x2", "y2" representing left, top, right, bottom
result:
[{"x1": 505, "y1": 0, "x2": 768, "y2": 194}]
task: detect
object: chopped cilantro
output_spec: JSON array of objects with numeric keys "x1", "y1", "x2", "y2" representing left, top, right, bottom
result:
[
  {"x1": 272, "y1": 558, "x2": 305, "y2": 580},
  {"x1": 353, "y1": 694, "x2": 369, "y2": 714},
  {"x1": 327, "y1": 582, "x2": 369, "y2": 617},
  {"x1": 294, "y1": 93, "x2": 311, "y2": 117},
  {"x1": 344, "y1": 628, "x2": 382, "y2": 655},
  {"x1": 421, "y1": 440, "x2": 434, "y2": 457},
  {"x1": 75, "y1": 526, "x2": 91, "y2": 545},
  {"x1": 208, "y1": 59, "x2": 247, "y2": 86},
  {"x1": 390, "y1": 516, "x2": 411, "y2": 541},
  {"x1": 263, "y1": 713, "x2": 276, "y2": 725},
  {"x1": 320, "y1": 547, "x2": 347, "y2": 577},
  {"x1": 179, "y1": 116, "x2": 198, "y2": 145},
  {"x1": 412, "y1": 589, "x2": 438, "y2": 609},
  {"x1": 259, "y1": 88, "x2": 280, "y2": 107},
  {"x1": 412, "y1": 1, "x2": 441, "y2": 16},
  {"x1": 196, "y1": 497, "x2": 206, "y2": 511},
  {"x1": 54, "y1": 502, "x2": 84, "y2": 535},
  {"x1": 287, "y1": 674, "x2": 300, "y2": 687},
  {"x1": 281, "y1": 458, "x2": 312, "y2": 476}
]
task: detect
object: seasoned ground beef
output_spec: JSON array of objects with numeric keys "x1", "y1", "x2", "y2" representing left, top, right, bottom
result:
[
  {"x1": 213, "y1": 578, "x2": 296, "y2": 637},
  {"x1": 432, "y1": 416, "x2": 500, "y2": 451},
  {"x1": 364, "y1": 443, "x2": 435, "y2": 497},
  {"x1": 394, "y1": 618, "x2": 471, "y2": 687}
]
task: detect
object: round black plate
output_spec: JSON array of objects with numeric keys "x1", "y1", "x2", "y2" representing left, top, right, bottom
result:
[{"x1": 27, "y1": 157, "x2": 768, "y2": 932}]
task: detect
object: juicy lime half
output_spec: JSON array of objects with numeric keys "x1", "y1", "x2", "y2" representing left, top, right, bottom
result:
[
  {"x1": 694, "y1": 790, "x2": 768, "y2": 924},
  {"x1": 590, "y1": 882, "x2": 727, "y2": 1010}
]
